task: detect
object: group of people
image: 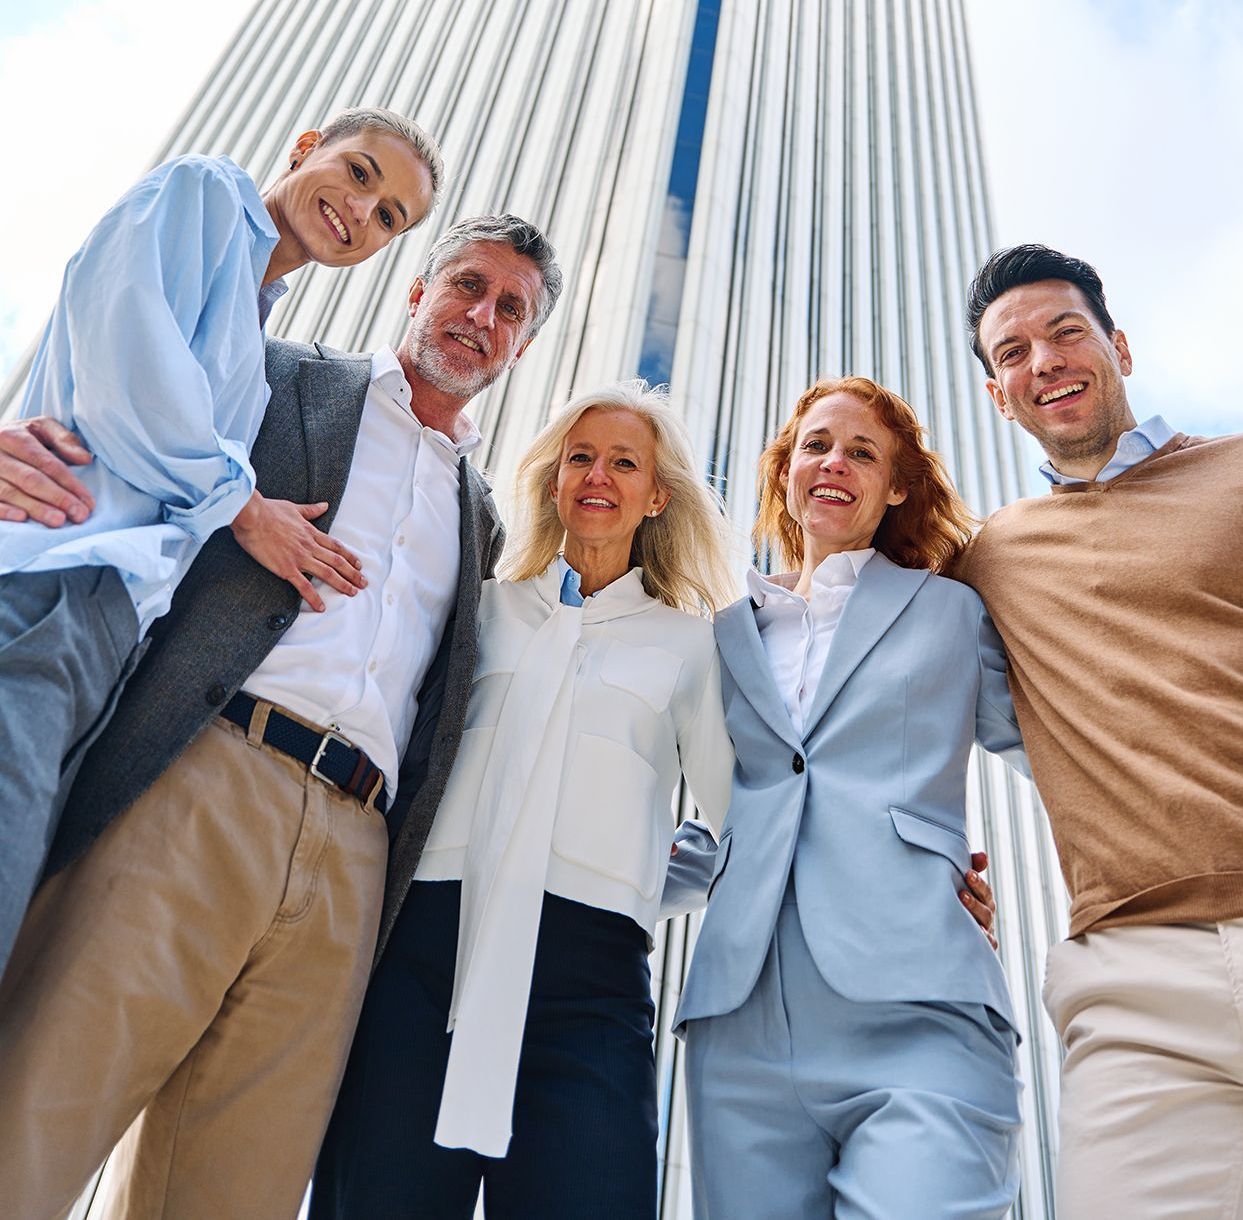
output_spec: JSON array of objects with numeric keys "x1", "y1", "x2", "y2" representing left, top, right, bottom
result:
[{"x1": 0, "y1": 101, "x2": 1239, "y2": 1220}]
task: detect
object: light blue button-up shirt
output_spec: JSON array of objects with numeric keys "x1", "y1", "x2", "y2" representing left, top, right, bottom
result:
[
  {"x1": 0, "y1": 154, "x2": 285, "y2": 633},
  {"x1": 1038, "y1": 415, "x2": 1176, "y2": 486}
]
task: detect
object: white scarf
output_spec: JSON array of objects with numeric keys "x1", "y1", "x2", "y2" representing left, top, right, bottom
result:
[{"x1": 434, "y1": 565, "x2": 652, "y2": 1157}]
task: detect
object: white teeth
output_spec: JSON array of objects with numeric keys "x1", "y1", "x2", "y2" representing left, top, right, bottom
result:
[
  {"x1": 811, "y1": 488, "x2": 854, "y2": 503},
  {"x1": 580, "y1": 498, "x2": 614, "y2": 507},
  {"x1": 321, "y1": 202, "x2": 349, "y2": 243},
  {"x1": 1037, "y1": 383, "x2": 1085, "y2": 405}
]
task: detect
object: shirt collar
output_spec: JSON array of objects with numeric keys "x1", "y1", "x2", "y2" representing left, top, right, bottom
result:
[
  {"x1": 369, "y1": 346, "x2": 482, "y2": 456},
  {"x1": 747, "y1": 548, "x2": 874, "y2": 606},
  {"x1": 257, "y1": 279, "x2": 287, "y2": 329},
  {"x1": 1038, "y1": 415, "x2": 1175, "y2": 486},
  {"x1": 538, "y1": 560, "x2": 653, "y2": 621}
]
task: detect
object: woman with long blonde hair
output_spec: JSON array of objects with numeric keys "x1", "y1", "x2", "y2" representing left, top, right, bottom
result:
[{"x1": 316, "y1": 379, "x2": 736, "y2": 1218}]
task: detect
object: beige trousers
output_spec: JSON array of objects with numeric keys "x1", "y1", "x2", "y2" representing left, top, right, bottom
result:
[
  {"x1": 0, "y1": 715, "x2": 388, "y2": 1220},
  {"x1": 1045, "y1": 921, "x2": 1243, "y2": 1219}
]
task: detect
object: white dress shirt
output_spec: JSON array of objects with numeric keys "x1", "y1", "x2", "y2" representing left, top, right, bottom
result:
[
  {"x1": 245, "y1": 347, "x2": 478, "y2": 800},
  {"x1": 748, "y1": 548, "x2": 874, "y2": 734}
]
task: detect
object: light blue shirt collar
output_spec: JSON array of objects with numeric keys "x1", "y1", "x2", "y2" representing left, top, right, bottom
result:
[
  {"x1": 1039, "y1": 416, "x2": 1176, "y2": 486},
  {"x1": 556, "y1": 555, "x2": 585, "y2": 606}
]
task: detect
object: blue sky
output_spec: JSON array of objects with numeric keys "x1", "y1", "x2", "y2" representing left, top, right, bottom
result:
[{"x1": 2, "y1": 0, "x2": 1239, "y2": 443}]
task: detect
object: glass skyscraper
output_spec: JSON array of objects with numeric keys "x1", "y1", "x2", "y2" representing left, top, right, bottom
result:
[{"x1": 14, "y1": 2, "x2": 1066, "y2": 1216}]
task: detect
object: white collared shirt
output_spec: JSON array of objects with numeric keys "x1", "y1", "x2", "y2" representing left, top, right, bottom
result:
[
  {"x1": 748, "y1": 548, "x2": 874, "y2": 734},
  {"x1": 245, "y1": 346, "x2": 479, "y2": 800}
]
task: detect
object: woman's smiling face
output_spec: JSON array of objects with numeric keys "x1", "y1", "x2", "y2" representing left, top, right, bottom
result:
[{"x1": 782, "y1": 391, "x2": 907, "y2": 560}]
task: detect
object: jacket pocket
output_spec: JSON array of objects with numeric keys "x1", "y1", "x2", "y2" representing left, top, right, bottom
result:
[
  {"x1": 553, "y1": 733, "x2": 663, "y2": 899},
  {"x1": 889, "y1": 805, "x2": 971, "y2": 876},
  {"x1": 600, "y1": 640, "x2": 682, "y2": 714}
]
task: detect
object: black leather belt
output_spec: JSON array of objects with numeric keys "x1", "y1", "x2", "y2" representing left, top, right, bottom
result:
[{"x1": 221, "y1": 692, "x2": 388, "y2": 816}]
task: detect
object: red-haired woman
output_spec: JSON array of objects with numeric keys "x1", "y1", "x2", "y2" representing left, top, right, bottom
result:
[{"x1": 676, "y1": 377, "x2": 1028, "y2": 1218}]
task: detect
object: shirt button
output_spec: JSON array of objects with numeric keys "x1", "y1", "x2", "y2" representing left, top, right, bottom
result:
[
  {"x1": 792, "y1": 754, "x2": 805, "y2": 774},
  {"x1": 386, "y1": 593, "x2": 394, "y2": 606},
  {"x1": 397, "y1": 535, "x2": 406, "y2": 546},
  {"x1": 369, "y1": 660, "x2": 378, "y2": 673},
  {"x1": 205, "y1": 683, "x2": 227, "y2": 706}
]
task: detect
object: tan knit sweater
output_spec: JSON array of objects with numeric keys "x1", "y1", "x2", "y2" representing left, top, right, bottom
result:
[{"x1": 955, "y1": 433, "x2": 1243, "y2": 937}]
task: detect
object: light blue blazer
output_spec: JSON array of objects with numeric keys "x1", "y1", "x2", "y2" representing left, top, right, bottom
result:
[{"x1": 673, "y1": 553, "x2": 1027, "y2": 1035}]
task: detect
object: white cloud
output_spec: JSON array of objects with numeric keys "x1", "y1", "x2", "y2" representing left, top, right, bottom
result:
[
  {"x1": 966, "y1": 0, "x2": 1243, "y2": 436},
  {"x1": 0, "y1": 0, "x2": 252, "y2": 388}
]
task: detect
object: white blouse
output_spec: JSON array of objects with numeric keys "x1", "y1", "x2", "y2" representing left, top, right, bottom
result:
[
  {"x1": 415, "y1": 563, "x2": 732, "y2": 1157},
  {"x1": 747, "y1": 548, "x2": 874, "y2": 733}
]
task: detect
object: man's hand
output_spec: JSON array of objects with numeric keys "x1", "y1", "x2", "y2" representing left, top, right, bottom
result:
[
  {"x1": 961, "y1": 850, "x2": 998, "y2": 951},
  {"x1": 230, "y1": 490, "x2": 365, "y2": 613},
  {"x1": 0, "y1": 417, "x2": 95, "y2": 527}
]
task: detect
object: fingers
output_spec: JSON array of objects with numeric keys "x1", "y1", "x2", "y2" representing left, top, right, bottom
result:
[
  {"x1": 966, "y1": 866, "x2": 995, "y2": 911},
  {"x1": 303, "y1": 557, "x2": 366, "y2": 600},
  {"x1": 28, "y1": 417, "x2": 93, "y2": 465},
  {"x1": 297, "y1": 501, "x2": 330, "y2": 520},
  {"x1": 0, "y1": 427, "x2": 96, "y2": 526},
  {"x1": 315, "y1": 531, "x2": 364, "y2": 584},
  {"x1": 290, "y1": 572, "x2": 326, "y2": 614}
]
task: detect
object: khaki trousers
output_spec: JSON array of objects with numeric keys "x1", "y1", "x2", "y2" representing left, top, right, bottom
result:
[
  {"x1": 0, "y1": 715, "x2": 388, "y2": 1220},
  {"x1": 1045, "y1": 921, "x2": 1243, "y2": 1219}
]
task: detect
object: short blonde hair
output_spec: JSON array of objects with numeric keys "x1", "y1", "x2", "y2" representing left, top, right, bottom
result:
[
  {"x1": 754, "y1": 376, "x2": 975, "y2": 573},
  {"x1": 501, "y1": 380, "x2": 737, "y2": 614}
]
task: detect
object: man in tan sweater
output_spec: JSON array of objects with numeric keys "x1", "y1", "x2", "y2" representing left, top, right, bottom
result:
[{"x1": 957, "y1": 243, "x2": 1243, "y2": 1219}]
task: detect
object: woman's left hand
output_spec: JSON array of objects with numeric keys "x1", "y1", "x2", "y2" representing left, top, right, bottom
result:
[{"x1": 960, "y1": 851, "x2": 998, "y2": 951}]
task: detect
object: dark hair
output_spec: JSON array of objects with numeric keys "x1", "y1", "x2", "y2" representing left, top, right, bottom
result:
[
  {"x1": 754, "y1": 377, "x2": 975, "y2": 574},
  {"x1": 966, "y1": 244, "x2": 1115, "y2": 373}
]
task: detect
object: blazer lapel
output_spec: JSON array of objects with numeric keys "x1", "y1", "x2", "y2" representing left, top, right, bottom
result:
[
  {"x1": 299, "y1": 351, "x2": 372, "y2": 522},
  {"x1": 715, "y1": 597, "x2": 801, "y2": 750},
  {"x1": 802, "y1": 553, "x2": 929, "y2": 738}
]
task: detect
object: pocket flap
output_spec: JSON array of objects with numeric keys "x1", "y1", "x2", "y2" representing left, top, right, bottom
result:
[{"x1": 889, "y1": 806, "x2": 971, "y2": 875}]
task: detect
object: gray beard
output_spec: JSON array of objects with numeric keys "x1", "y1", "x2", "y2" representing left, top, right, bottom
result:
[{"x1": 407, "y1": 317, "x2": 500, "y2": 401}]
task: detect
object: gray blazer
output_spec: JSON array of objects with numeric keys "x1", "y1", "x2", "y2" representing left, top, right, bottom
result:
[{"x1": 51, "y1": 338, "x2": 503, "y2": 962}]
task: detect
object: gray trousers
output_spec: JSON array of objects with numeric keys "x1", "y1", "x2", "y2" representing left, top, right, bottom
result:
[{"x1": 0, "y1": 565, "x2": 138, "y2": 979}]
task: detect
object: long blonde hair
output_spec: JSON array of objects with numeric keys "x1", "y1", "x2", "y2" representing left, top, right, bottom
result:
[
  {"x1": 501, "y1": 380, "x2": 737, "y2": 614},
  {"x1": 753, "y1": 376, "x2": 975, "y2": 573}
]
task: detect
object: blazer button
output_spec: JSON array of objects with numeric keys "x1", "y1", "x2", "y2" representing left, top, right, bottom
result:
[
  {"x1": 792, "y1": 754, "x2": 805, "y2": 774},
  {"x1": 205, "y1": 683, "x2": 228, "y2": 706},
  {"x1": 267, "y1": 613, "x2": 290, "y2": 631}
]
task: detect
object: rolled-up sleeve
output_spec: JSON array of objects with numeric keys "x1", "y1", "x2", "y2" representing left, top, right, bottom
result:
[{"x1": 62, "y1": 158, "x2": 263, "y2": 542}]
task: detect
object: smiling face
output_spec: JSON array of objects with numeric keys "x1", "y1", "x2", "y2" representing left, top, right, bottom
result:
[
  {"x1": 402, "y1": 240, "x2": 544, "y2": 405},
  {"x1": 266, "y1": 126, "x2": 435, "y2": 272},
  {"x1": 781, "y1": 391, "x2": 907, "y2": 565},
  {"x1": 979, "y1": 279, "x2": 1135, "y2": 470},
  {"x1": 550, "y1": 407, "x2": 667, "y2": 562}
]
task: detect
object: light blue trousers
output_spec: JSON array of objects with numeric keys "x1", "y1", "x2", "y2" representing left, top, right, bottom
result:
[{"x1": 684, "y1": 893, "x2": 1021, "y2": 1219}]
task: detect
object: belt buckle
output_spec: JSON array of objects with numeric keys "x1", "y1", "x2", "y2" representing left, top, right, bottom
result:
[{"x1": 309, "y1": 729, "x2": 352, "y2": 787}]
